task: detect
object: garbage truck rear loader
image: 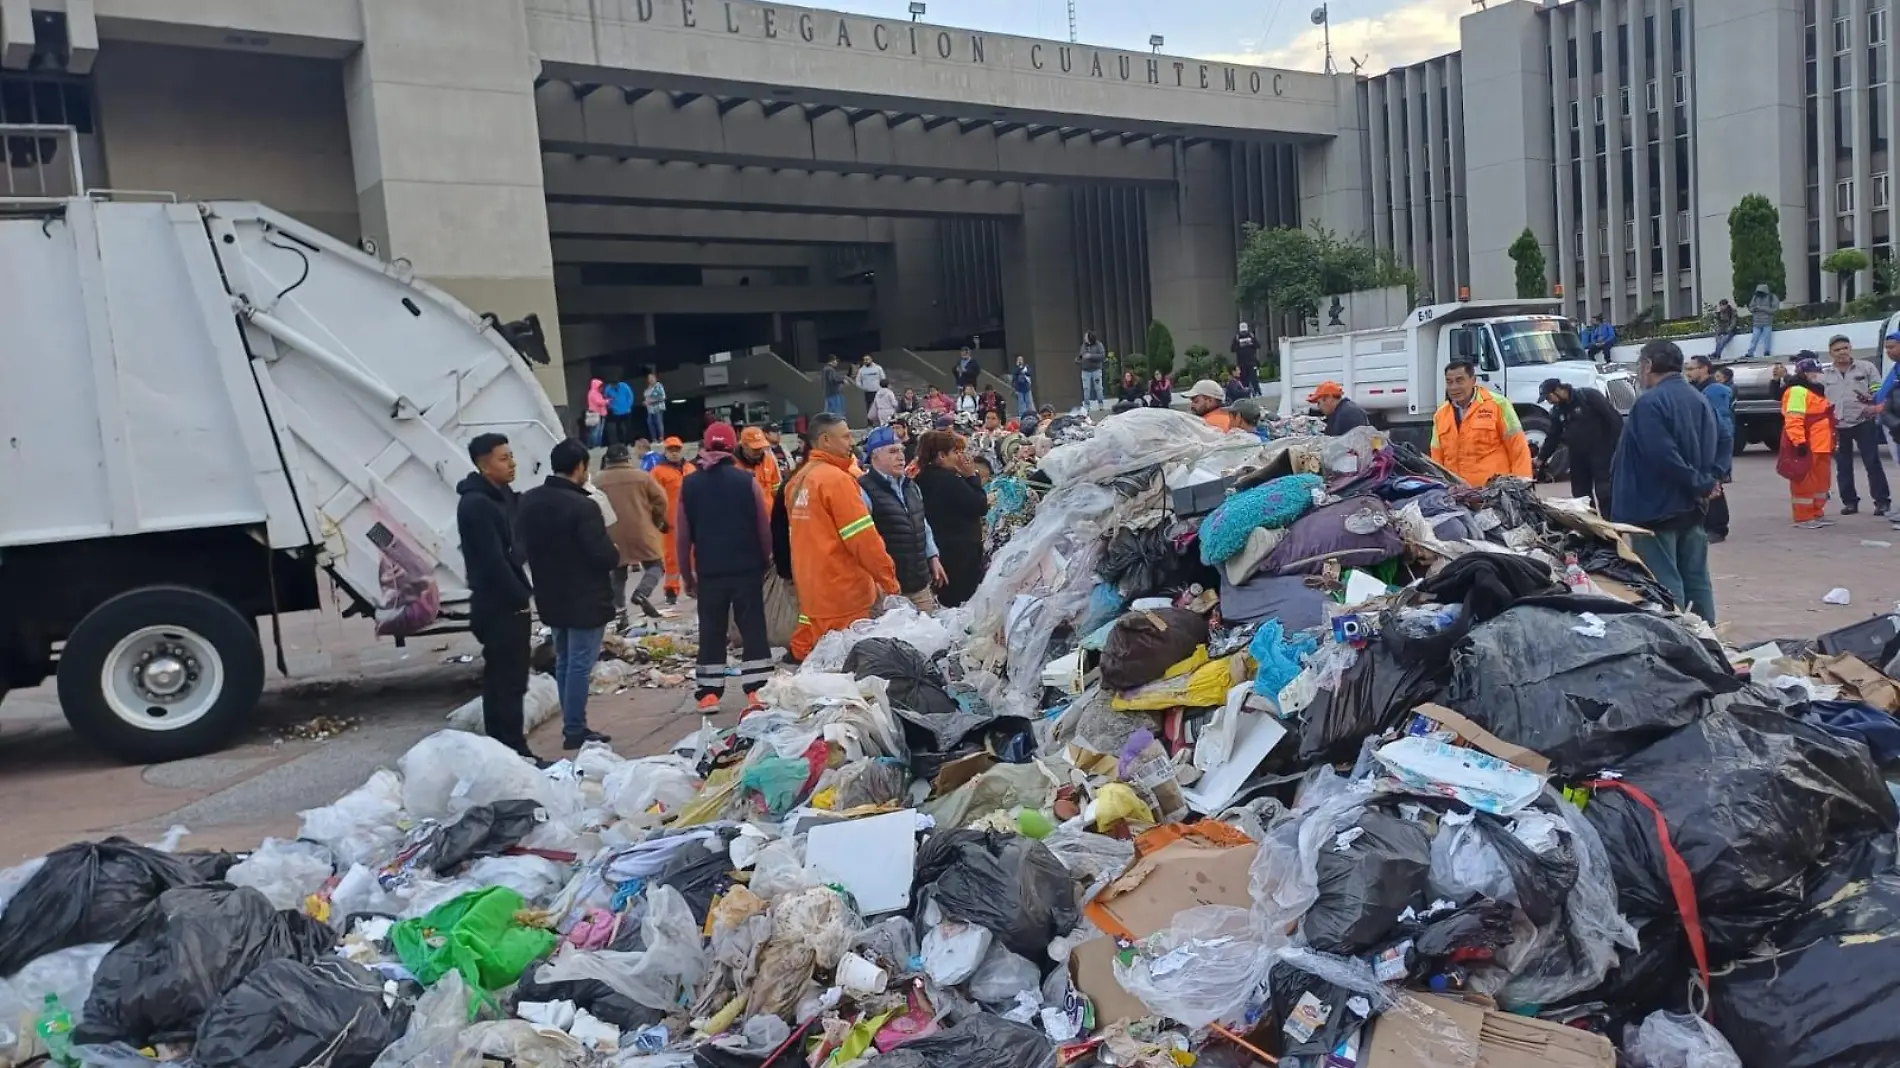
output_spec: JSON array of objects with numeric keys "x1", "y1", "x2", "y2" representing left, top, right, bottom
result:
[{"x1": 0, "y1": 192, "x2": 561, "y2": 762}]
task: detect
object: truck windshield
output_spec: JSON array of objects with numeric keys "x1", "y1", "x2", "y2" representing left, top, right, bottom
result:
[{"x1": 1492, "y1": 319, "x2": 1589, "y2": 366}]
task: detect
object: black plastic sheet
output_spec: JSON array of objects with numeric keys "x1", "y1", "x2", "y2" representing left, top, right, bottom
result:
[
  {"x1": 513, "y1": 972, "x2": 666, "y2": 1032},
  {"x1": 868, "y1": 1015, "x2": 1055, "y2": 1068},
  {"x1": 0, "y1": 838, "x2": 231, "y2": 977},
  {"x1": 1297, "y1": 627, "x2": 1446, "y2": 766},
  {"x1": 416, "y1": 799, "x2": 545, "y2": 872},
  {"x1": 1445, "y1": 604, "x2": 1739, "y2": 774},
  {"x1": 1585, "y1": 696, "x2": 1897, "y2": 964},
  {"x1": 1097, "y1": 525, "x2": 1199, "y2": 600},
  {"x1": 1303, "y1": 810, "x2": 1432, "y2": 955},
  {"x1": 76, "y1": 884, "x2": 339, "y2": 1046},
  {"x1": 844, "y1": 638, "x2": 969, "y2": 752},
  {"x1": 911, "y1": 830, "x2": 1079, "y2": 960},
  {"x1": 194, "y1": 957, "x2": 407, "y2": 1068}
]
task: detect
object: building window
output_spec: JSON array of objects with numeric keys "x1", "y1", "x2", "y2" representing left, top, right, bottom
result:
[
  {"x1": 1878, "y1": 172, "x2": 1892, "y2": 208},
  {"x1": 1575, "y1": 230, "x2": 1586, "y2": 253},
  {"x1": 1620, "y1": 86, "x2": 1632, "y2": 116},
  {"x1": 1874, "y1": 7, "x2": 1890, "y2": 44},
  {"x1": 1674, "y1": 72, "x2": 1689, "y2": 105},
  {"x1": 1570, "y1": 100, "x2": 1581, "y2": 129},
  {"x1": 1650, "y1": 215, "x2": 1663, "y2": 248},
  {"x1": 1624, "y1": 218, "x2": 1637, "y2": 247},
  {"x1": 1677, "y1": 209, "x2": 1691, "y2": 236},
  {"x1": 1594, "y1": 94, "x2": 1606, "y2": 123},
  {"x1": 1840, "y1": 176, "x2": 1857, "y2": 214},
  {"x1": 1837, "y1": 16, "x2": 1854, "y2": 53},
  {"x1": 1646, "y1": 79, "x2": 1659, "y2": 112}
]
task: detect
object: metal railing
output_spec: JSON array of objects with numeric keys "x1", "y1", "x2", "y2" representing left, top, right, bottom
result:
[{"x1": 0, "y1": 123, "x2": 83, "y2": 202}]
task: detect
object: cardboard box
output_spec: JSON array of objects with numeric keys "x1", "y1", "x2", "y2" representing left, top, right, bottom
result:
[
  {"x1": 1071, "y1": 824, "x2": 1258, "y2": 1027},
  {"x1": 1812, "y1": 653, "x2": 1900, "y2": 714},
  {"x1": 1411, "y1": 703, "x2": 1552, "y2": 775},
  {"x1": 1360, "y1": 994, "x2": 1614, "y2": 1068}
]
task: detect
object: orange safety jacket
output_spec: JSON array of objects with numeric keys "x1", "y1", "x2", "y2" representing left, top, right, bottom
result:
[
  {"x1": 1430, "y1": 388, "x2": 1533, "y2": 486},
  {"x1": 786, "y1": 449, "x2": 899, "y2": 621},
  {"x1": 650, "y1": 459, "x2": 694, "y2": 574},
  {"x1": 1782, "y1": 384, "x2": 1837, "y2": 454}
]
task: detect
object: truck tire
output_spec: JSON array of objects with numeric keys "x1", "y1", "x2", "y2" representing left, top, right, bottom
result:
[
  {"x1": 1518, "y1": 410, "x2": 1566, "y2": 480},
  {"x1": 58, "y1": 586, "x2": 264, "y2": 764}
]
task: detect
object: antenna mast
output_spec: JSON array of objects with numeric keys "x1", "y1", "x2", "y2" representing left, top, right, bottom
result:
[{"x1": 1067, "y1": 0, "x2": 1077, "y2": 42}]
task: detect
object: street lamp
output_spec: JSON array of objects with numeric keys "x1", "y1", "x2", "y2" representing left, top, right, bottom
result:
[
  {"x1": 909, "y1": 2, "x2": 926, "y2": 21},
  {"x1": 1149, "y1": 34, "x2": 1164, "y2": 53}
]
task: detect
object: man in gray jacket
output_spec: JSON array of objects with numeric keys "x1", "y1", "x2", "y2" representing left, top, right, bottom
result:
[
  {"x1": 1744, "y1": 284, "x2": 1780, "y2": 358},
  {"x1": 1078, "y1": 331, "x2": 1107, "y2": 409}
]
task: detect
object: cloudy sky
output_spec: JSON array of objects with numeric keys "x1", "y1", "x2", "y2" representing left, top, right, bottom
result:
[{"x1": 820, "y1": 0, "x2": 1482, "y2": 73}]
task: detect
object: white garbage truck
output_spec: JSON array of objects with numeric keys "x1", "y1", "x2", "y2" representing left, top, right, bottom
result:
[
  {"x1": 0, "y1": 185, "x2": 563, "y2": 762},
  {"x1": 1277, "y1": 299, "x2": 1639, "y2": 462}
]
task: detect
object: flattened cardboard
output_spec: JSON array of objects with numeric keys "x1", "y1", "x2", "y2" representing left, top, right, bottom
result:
[
  {"x1": 1412, "y1": 703, "x2": 1552, "y2": 775},
  {"x1": 1360, "y1": 993, "x2": 1613, "y2": 1068},
  {"x1": 1813, "y1": 653, "x2": 1900, "y2": 714}
]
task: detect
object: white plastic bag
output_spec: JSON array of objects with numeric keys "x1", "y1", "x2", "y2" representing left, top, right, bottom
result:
[
  {"x1": 1041, "y1": 828, "x2": 1136, "y2": 907},
  {"x1": 1427, "y1": 812, "x2": 1514, "y2": 904},
  {"x1": 746, "y1": 835, "x2": 814, "y2": 901},
  {"x1": 601, "y1": 756, "x2": 701, "y2": 825},
  {"x1": 466, "y1": 855, "x2": 569, "y2": 905},
  {"x1": 298, "y1": 768, "x2": 407, "y2": 869},
  {"x1": 225, "y1": 838, "x2": 336, "y2": 910},
  {"x1": 1111, "y1": 906, "x2": 1273, "y2": 1028},
  {"x1": 534, "y1": 886, "x2": 706, "y2": 1011},
  {"x1": 400, "y1": 729, "x2": 555, "y2": 821},
  {"x1": 371, "y1": 969, "x2": 479, "y2": 1068},
  {"x1": 447, "y1": 673, "x2": 561, "y2": 736},
  {"x1": 922, "y1": 920, "x2": 992, "y2": 986},
  {"x1": 1624, "y1": 1011, "x2": 1742, "y2": 1068},
  {"x1": 968, "y1": 942, "x2": 1041, "y2": 1006}
]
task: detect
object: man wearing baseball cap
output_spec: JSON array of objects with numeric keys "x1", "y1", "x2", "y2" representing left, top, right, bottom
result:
[
  {"x1": 676, "y1": 422, "x2": 774, "y2": 713},
  {"x1": 736, "y1": 425, "x2": 783, "y2": 513},
  {"x1": 648, "y1": 436, "x2": 693, "y2": 605},
  {"x1": 785, "y1": 412, "x2": 900, "y2": 662},
  {"x1": 861, "y1": 423, "x2": 946, "y2": 611},
  {"x1": 1307, "y1": 381, "x2": 1368, "y2": 437},
  {"x1": 1535, "y1": 377, "x2": 1623, "y2": 519},
  {"x1": 1183, "y1": 379, "x2": 1234, "y2": 429}
]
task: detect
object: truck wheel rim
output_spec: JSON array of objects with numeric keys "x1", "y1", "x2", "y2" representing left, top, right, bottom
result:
[{"x1": 102, "y1": 626, "x2": 225, "y2": 732}]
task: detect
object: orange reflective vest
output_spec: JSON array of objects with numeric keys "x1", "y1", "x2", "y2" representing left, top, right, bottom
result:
[
  {"x1": 1782, "y1": 384, "x2": 1837, "y2": 454},
  {"x1": 650, "y1": 459, "x2": 693, "y2": 574},
  {"x1": 743, "y1": 451, "x2": 783, "y2": 515},
  {"x1": 1430, "y1": 388, "x2": 1533, "y2": 486},
  {"x1": 786, "y1": 449, "x2": 899, "y2": 622}
]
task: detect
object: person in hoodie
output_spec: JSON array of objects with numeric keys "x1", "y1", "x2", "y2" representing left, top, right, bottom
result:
[
  {"x1": 869, "y1": 379, "x2": 900, "y2": 425},
  {"x1": 516, "y1": 438, "x2": 620, "y2": 750},
  {"x1": 954, "y1": 347, "x2": 981, "y2": 391},
  {"x1": 594, "y1": 443, "x2": 670, "y2": 625},
  {"x1": 604, "y1": 376, "x2": 636, "y2": 446},
  {"x1": 454, "y1": 433, "x2": 543, "y2": 764},
  {"x1": 1687, "y1": 355, "x2": 1735, "y2": 542},
  {"x1": 677, "y1": 422, "x2": 775, "y2": 714},
  {"x1": 1745, "y1": 283, "x2": 1780, "y2": 357},
  {"x1": 1231, "y1": 322, "x2": 1262, "y2": 394},
  {"x1": 1077, "y1": 331, "x2": 1107, "y2": 409},
  {"x1": 1536, "y1": 377, "x2": 1625, "y2": 518},
  {"x1": 584, "y1": 378, "x2": 609, "y2": 448}
]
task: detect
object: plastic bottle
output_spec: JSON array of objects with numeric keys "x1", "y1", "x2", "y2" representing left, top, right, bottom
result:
[
  {"x1": 1562, "y1": 552, "x2": 1590, "y2": 592},
  {"x1": 35, "y1": 993, "x2": 74, "y2": 1066}
]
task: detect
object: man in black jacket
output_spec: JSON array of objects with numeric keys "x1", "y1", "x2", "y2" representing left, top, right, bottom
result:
[
  {"x1": 1537, "y1": 378, "x2": 1625, "y2": 519},
  {"x1": 860, "y1": 424, "x2": 945, "y2": 610},
  {"x1": 677, "y1": 421, "x2": 775, "y2": 713},
  {"x1": 516, "y1": 438, "x2": 620, "y2": 750},
  {"x1": 454, "y1": 433, "x2": 542, "y2": 764}
]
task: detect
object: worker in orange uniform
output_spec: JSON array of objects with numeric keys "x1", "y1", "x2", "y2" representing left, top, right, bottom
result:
[
  {"x1": 647, "y1": 436, "x2": 694, "y2": 605},
  {"x1": 1776, "y1": 356, "x2": 1839, "y2": 528},
  {"x1": 785, "y1": 411, "x2": 900, "y2": 663},
  {"x1": 737, "y1": 426, "x2": 783, "y2": 514},
  {"x1": 1430, "y1": 360, "x2": 1533, "y2": 485}
]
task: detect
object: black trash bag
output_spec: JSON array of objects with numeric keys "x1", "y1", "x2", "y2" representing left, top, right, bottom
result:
[
  {"x1": 654, "y1": 829, "x2": 739, "y2": 925},
  {"x1": 1451, "y1": 810, "x2": 1579, "y2": 929},
  {"x1": 0, "y1": 838, "x2": 227, "y2": 977},
  {"x1": 1297, "y1": 625, "x2": 1447, "y2": 766},
  {"x1": 194, "y1": 957, "x2": 408, "y2": 1068},
  {"x1": 1560, "y1": 916, "x2": 1691, "y2": 1029},
  {"x1": 1302, "y1": 810, "x2": 1433, "y2": 955},
  {"x1": 1269, "y1": 961, "x2": 1375, "y2": 1059},
  {"x1": 1585, "y1": 697, "x2": 1897, "y2": 964},
  {"x1": 1712, "y1": 873, "x2": 1900, "y2": 1068},
  {"x1": 1412, "y1": 899, "x2": 1518, "y2": 966},
  {"x1": 911, "y1": 830, "x2": 1079, "y2": 959},
  {"x1": 1445, "y1": 604, "x2": 1740, "y2": 774},
  {"x1": 76, "y1": 884, "x2": 339, "y2": 1046},
  {"x1": 415, "y1": 799, "x2": 546, "y2": 872},
  {"x1": 1404, "y1": 553, "x2": 1562, "y2": 662},
  {"x1": 1100, "y1": 608, "x2": 1210, "y2": 692},
  {"x1": 844, "y1": 638, "x2": 973, "y2": 751},
  {"x1": 694, "y1": 1017, "x2": 821, "y2": 1068},
  {"x1": 869, "y1": 1014, "x2": 1054, "y2": 1068},
  {"x1": 1097, "y1": 525, "x2": 1198, "y2": 600},
  {"x1": 1575, "y1": 544, "x2": 1675, "y2": 609},
  {"x1": 512, "y1": 972, "x2": 665, "y2": 1032}
]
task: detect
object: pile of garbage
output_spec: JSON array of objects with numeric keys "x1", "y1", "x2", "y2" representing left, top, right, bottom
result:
[{"x1": 7, "y1": 408, "x2": 1900, "y2": 1068}]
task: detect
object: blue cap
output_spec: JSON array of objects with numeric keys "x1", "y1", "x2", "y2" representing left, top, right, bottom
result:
[
  {"x1": 863, "y1": 425, "x2": 900, "y2": 455},
  {"x1": 1886, "y1": 331, "x2": 1900, "y2": 344}
]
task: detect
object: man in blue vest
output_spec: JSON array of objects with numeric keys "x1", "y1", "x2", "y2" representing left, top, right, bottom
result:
[{"x1": 859, "y1": 424, "x2": 945, "y2": 611}]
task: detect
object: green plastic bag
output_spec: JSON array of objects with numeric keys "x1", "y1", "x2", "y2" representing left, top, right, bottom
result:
[{"x1": 391, "y1": 886, "x2": 556, "y2": 991}]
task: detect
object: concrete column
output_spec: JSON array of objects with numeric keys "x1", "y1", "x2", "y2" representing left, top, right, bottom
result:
[
  {"x1": 1695, "y1": 0, "x2": 1808, "y2": 303},
  {"x1": 1424, "y1": 60, "x2": 1452, "y2": 300},
  {"x1": 1552, "y1": 6, "x2": 1580, "y2": 316},
  {"x1": 1448, "y1": 53, "x2": 1471, "y2": 291},
  {"x1": 1001, "y1": 185, "x2": 1082, "y2": 408},
  {"x1": 1820, "y1": 2, "x2": 1842, "y2": 299},
  {"x1": 1366, "y1": 79, "x2": 1393, "y2": 253},
  {"x1": 1385, "y1": 79, "x2": 1411, "y2": 269},
  {"x1": 1462, "y1": 0, "x2": 1557, "y2": 300},
  {"x1": 1851, "y1": 0, "x2": 1873, "y2": 297},
  {"x1": 1657, "y1": 0, "x2": 1685, "y2": 312},
  {"x1": 344, "y1": 0, "x2": 566, "y2": 401},
  {"x1": 1301, "y1": 73, "x2": 1372, "y2": 243},
  {"x1": 1145, "y1": 141, "x2": 1237, "y2": 360},
  {"x1": 1631, "y1": 0, "x2": 1656, "y2": 314},
  {"x1": 876, "y1": 219, "x2": 943, "y2": 350},
  {"x1": 1405, "y1": 66, "x2": 1431, "y2": 290},
  {"x1": 1605, "y1": 0, "x2": 1629, "y2": 321}
]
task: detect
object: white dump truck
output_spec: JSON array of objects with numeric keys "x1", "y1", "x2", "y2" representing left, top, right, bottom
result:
[
  {"x1": 1277, "y1": 299, "x2": 1639, "y2": 461},
  {"x1": 0, "y1": 188, "x2": 562, "y2": 762}
]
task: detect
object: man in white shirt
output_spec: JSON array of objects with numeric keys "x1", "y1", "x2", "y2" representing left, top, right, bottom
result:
[{"x1": 856, "y1": 354, "x2": 886, "y2": 411}]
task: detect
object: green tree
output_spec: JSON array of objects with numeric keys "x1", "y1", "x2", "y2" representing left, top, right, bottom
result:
[
  {"x1": 1179, "y1": 344, "x2": 1218, "y2": 384},
  {"x1": 1729, "y1": 194, "x2": 1787, "y2": 304},
  {"x1": 1236, "y1": 222, "x2": 1419, "y2": 323},
  {"x1": 1145, "y1": 320, "x2": 1177, "y2": 376},
  {"x1": 1823, "y1": 247, "x2": 1871, "y2": 300},
  {"x1": 1507, "y1": 228, "x2": 1548, "y2": 300}
]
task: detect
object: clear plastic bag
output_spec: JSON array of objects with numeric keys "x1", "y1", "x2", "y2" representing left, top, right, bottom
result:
[
  {"x1": 1496, "y1": 790, "x2": 1638, "y2": 1009},
  {"x1": 1624, "y1": 1011, "x2": 1743, "y2": 1068},
  {"x1": 370, "y1": 970, "x2": 481, "y2": 1068},
  {"x1": 1248, "y1": 778, "x2": 1373, "y2": 942},
  {"x1": 801, "y1": 600, "x2": 961, "y2": 674},
  {"x1": 1428, "y1": 812, "x2": 1514, "y2": 904},
  {"x1": 853, "y1": 916, "x2": 921, "y2": 975},
  {"x1": 767, "y1": 886, "x2": 862, "y2": 968},
  {"x1": 601, "y1": 755, "x2": 700, "y2": 826},
  {"x1": 533, "y1": 887, "x2": 706, "y2": 1011},
  {"x1": 446, "y1": 672, "x2": 561, "y2": 738},
  {"x1": 747, "y1": 835, "x2": 814, "y2": 901},
  {"x1": 464, "y1": 855, "x2": 568, "y2": 905},
  {"x1": 399, "y1": 730, "x2": 554, "y2": 821},
  {"x1": 226, "y1": 838, "x2": 335, "y2": 910},
  {"x1": 968, "y1": 942, "x2": 1041, "y2": 1006},
  {"x1": 297, "y1": 768, "x2": 407, "y2": 869},
  {"x1": 1040, "y1": 408, "x2": 1230, "y2": 487},
  {"x1": 1111, "y1": 906, "x2": 1273, "y2": 1028},
  {"x1": 1040, "y1": 828, "x2": 1136, "y2": 907}
]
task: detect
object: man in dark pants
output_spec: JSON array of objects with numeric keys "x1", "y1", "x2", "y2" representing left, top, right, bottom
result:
[
  {"x1": 1820, "y1": 333, "x2": 1891, "y2": 515},
  {"x1": 1687, "y1": 356, "x2": 1735, "y2": 541},
  {"x1": 516, "y1": 439, "x2": 619, "y2": 750},
  {"x1": 454, "y1": 433, "x2": 543, "y2": 764},
  {"x1": 676, "y1": 421, "x2": 775, "y2": 714},
  {"x1": 1537, "y1": 378, "x2": 1624, "y2": 519}
]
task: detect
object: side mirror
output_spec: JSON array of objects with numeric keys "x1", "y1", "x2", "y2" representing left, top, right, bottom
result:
[{"x1": 1452, "y1": 330, "x2": 1476, "y2": 360}]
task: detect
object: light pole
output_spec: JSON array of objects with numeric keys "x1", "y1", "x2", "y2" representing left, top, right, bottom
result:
[
  {"x1": 909, "y1": 2, "x2": 926, "y2": 22},
  {"x1": 1311, "y1": 4, "x2": 1335, "y2": 75}
]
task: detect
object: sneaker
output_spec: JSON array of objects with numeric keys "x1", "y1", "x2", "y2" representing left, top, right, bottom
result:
[
  {"x1": 743, "y1": 693, "x2": 768, "y2": 715},
  {"x1": 562, "y1": 729, "x2": 612, "y2": 750},
  {"x1": 696, "y1": 693, "x2": 722, "y2": 713},
  {"x1": 779, "y1": 651, "x2": 802, "y2": 667},
  {"x1": 1878, "y1": 503, "x2": 1892, "y2": 517},
  {"x1": 515, "y1": 749, "x2": 554, "y2": 770},
  {"x1": 1797, "y1": 518, "x2": 1837, "y2": 529},
  {"x1": 666, "y1": 592, "x2": 679, "y2": 607},
  {"x1": 634, "y1": 593, "x2": 663, "y2": 619},
  {"x1": 1843, "y1": 504, "x2": 1861, "y2": 516},
  {"x1": 1707, "y1": 532, "x2": 1728, "y2": 544}
]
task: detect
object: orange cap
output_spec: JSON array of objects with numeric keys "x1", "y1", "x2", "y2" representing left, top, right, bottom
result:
[
  {"x1": 739, "y1": 426, "x2": 769, "y2": 449},
  {"x1": 1307, "y1": 381, "x2": 1345, "y2": 402},
  {"x1": 662, "y1": 436, "x2": 684, "y2": 448}
]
